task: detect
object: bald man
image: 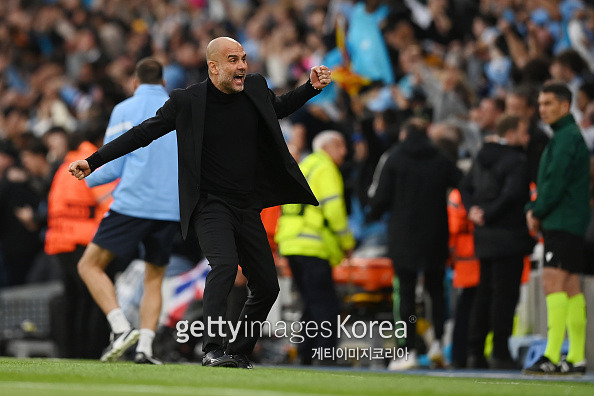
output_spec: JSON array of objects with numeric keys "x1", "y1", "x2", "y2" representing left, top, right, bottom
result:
[{"x1": 69, "y1": 37, "x2": 331, "y2": 368}]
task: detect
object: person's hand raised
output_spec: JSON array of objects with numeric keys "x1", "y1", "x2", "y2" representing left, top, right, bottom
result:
[
  {"x1": 310, "y1": 65, "x2": 331, "y2": 90},
  {"x1": 68, "y1": 160, "x2": 91, "y2": 180}
]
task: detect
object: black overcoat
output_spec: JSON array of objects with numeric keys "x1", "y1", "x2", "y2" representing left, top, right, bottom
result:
[
  {"x1": 369, "y1": 134, "x2": 462, "y2": 270},
  {"x1": 87, "y1": 74, "x2": 319, "y2": 239}
]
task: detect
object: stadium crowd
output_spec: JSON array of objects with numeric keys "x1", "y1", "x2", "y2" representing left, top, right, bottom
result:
[{"x1": 1, "y1": 0, "x2": 593, "y2": 370}]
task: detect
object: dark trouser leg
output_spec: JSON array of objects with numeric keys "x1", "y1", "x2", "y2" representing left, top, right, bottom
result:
[
  {"x1": 424, "y1": 265, "x2": 446, "y2": 341},
  {"x1": 396, "y1": 266, "x2": 418, "y2": 350},
  {"x1": 193, "y1": 199, "x2": 239, "y2": 353},
  {"x1": 468, "y1": 259, "x2": 493, "y2": 360},
  {"x1": 57, "y1": 245, "x2": 111, "y2": 359},
  {"x1": 288, "y1": 255, "x2": 340, "y2": 364},
  {"x1": 226, "y1": 208, "x2": 279, "y2": 355},
  {"x1": 490, "y1": 256, "x2": 523, "y2": 360},
  {"x1": 451, "y1": 286, "x2": 477, "y2": 367}
]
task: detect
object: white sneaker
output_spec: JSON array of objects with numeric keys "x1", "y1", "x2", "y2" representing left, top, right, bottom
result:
[
  {"x1": 100, "y1": 328, "x2": 140, "y2": 362},
  {"x1": 428, "y1": 340, "x2": 444, "y2": 367},
  {"x1": 134, "y1": 352, "x2": 163, "y2": 365},
  {"x1": 559, "y1": 359, "x2": 586, "y2": 375},
  {"x1": 388, "y1": 350, "x2": 418, "y2": 371}
]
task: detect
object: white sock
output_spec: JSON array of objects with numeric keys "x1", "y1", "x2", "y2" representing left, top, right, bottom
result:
[
  {"x1": 106, "y1": 308, "x2": 131, "y2": 334},
  {"x1": 136, "y1": 328, "x2": 155, "y2": 356}
]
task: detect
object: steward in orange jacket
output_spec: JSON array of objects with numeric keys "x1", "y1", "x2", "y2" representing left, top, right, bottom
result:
[
  {"x1": 45, "y1": 141, "x2": 115, "y2": 255},
  {"x1": 448, "y1": 189, "x2": 480, "y2": 289}
]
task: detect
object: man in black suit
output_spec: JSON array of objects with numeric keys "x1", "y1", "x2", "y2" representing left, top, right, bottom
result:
[{"x1": 69, "y1": 37, "x2": 331, "y2": 368}]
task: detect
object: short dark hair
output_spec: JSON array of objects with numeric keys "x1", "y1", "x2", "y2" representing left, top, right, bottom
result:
[
  {"x1": 20, "y1": 136, "x2": 48, "y2": 157},
  {"x1": 496, "y1": 114, "x2": 521, "y2": 137},
  {"x1": 553, "y1": 49, "x2": 588, "y2": 75},
  {"x1": 540, "y1": 82, "x2": 573, "y2": 104},
  {"x1": 401, "y1": 117, "x2": 428, "y2": 137},
  {"x1": 579, "y1": 82, "x2": 594, "y2": 101},
  {"x1": 509, "y1": 85, "x2": 538, "y2": 108},
  {"x1": 135, "y1": 58, "x2": 163, "y2": 85}
]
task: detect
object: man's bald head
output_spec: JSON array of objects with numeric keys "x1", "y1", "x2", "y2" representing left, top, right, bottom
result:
[
  {"x1": 206, "y1": 37, "x2": 247, "y2": 94},
  {"x1": 206, "y1": 37, "x2": 242, "y2": 63}
]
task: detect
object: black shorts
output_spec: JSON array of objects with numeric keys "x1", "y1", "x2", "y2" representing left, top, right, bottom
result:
[
  {"x1": 542, "y1": 229, "x2": 585, "y2": 274},
  {"x1": 93, "y1": 210, "x2": 180, "y2": 267}
]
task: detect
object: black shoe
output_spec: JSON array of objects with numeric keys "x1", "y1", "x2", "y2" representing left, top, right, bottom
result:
[
  {"x1": 134, "y1": 352, "x2": 163, "y2": 365},
  {"x1": 467, "y1": 355, "x2": 489, "y2": 369},
  {"x1": 523, "y1": 356, "x2": 560, "y2": 375},
  {"x1": 202, "y1": 349, "x2": 238, "y2": 368},
  {"x1": 231, "y1": 354, "x2": 253, "y2": 369},
  {"x1": 559, "y1": 359, "x2": 587, "y2": 375}
]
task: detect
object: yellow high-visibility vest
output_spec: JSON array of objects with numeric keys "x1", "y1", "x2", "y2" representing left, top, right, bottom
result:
[{"x1": 275, "y1": 150, "x2": 354, "y2": 265}]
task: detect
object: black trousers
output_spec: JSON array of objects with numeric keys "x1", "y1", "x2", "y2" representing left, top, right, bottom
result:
[
  {"x1": 288, "y1": 255, "x2": 340, "y2": 364},
  {"x1": 396, "y1": 264, "x2": 445, "y2": 350},
  {"x1": 451, "y1": 286, "x2": 477, "y2": 367},
  {"x1": 55, "y1": 246, "x2": 111, "y2": 358},
  {"x1": 467, "y1": 256, "x2": 523, "y2": 361},
  {"x1": 191, "y1": 194, "x2": 279, "y2": 355}
]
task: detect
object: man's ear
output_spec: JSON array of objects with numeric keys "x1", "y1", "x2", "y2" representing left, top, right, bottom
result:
[
  {"x1": 208, "y1": 60, "x2": 218, "y2": 75},
  {"x1": 563, "y1": 101, "x2": 571, "y2": 114}
]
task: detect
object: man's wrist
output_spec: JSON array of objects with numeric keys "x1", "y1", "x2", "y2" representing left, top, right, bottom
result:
[
  {"x1": 85, "y1": 153, "x2": 102, "y2": 173},
  {"x1": 308, "y1": 79, "x2": 322, "y2": 91}
]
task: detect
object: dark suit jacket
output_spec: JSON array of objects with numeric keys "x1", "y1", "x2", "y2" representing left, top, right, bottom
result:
[{"x1": 87, "y1": 74, "x2": 319, "y2": 239}]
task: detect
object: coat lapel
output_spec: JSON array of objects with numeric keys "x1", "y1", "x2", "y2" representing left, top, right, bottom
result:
[
  {"x1": 191, "y1": 81, "x2": 207, "y2": 178},
  {"x1": 243, "y1": 83, "x2": 294, "y2": 167}
]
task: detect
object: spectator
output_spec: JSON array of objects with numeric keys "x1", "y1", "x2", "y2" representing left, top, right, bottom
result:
[
  {"x1": 276, "y1": 130, "x2": 355, "y2": 365},
  {"x1": 447, "y1": 188, "x2": 480, "y2": 369},
  {"x1": 460, "y1": 115, "x2": 534, "y2": 370},
  {"x1": 45, "y1": 130, "x2": 116, "y2": 358},
  {"x1": 505, "y1": 85, "x2": 550, "y2": 184},
  {"x1": 78, "y1": 58, "x2": 180, "y2": 365},
  {"x1": 550, "y1": 49, "x2": 589, "y2": 121},
  {"x1": 368, "y1": 118, "x2": 461, "y2": 370}
]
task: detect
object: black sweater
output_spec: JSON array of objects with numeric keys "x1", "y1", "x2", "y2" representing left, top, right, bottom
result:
[{"x1": 200, "y1": 79, "x2": 261, "y2": 207}]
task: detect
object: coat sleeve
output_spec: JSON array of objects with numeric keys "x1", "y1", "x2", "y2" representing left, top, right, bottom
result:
[
  {"x1": 367, "y1": 151, "x2": 395, "y2": 221},
  {"x1": 268, "y1": 79, "x2": 321, "y2": 119},
  {"x1": 86, "y1": 94, "x2": 178, "y2": 171}
]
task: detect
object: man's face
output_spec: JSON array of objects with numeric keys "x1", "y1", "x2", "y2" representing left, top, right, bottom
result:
[
  {"x1": 506, "y1": 94, "x2": 533, "y2": 119},
  {"x1": 538, "y1": 92, "x2": 570, "y2": 125},
  {"x1": 478, "y1": 99, "x2": 501, "y2": 130},
  {"x1": 507, "y1": 120, "x2": 530, "y2": 149},
  {"x1": 212, "y1": 42, "x2": 247, "y2": 94},
  {"x1": 324, "y1": 136, "x2": 347, "y2": 167}
]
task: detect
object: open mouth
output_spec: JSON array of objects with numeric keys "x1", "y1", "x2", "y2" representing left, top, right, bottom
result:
[{"x1": 233, "y1": 74, "x2": 245, "y2": 84}]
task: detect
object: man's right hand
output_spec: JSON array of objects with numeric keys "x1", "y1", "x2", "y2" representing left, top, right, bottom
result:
[
  {"x1": 68, "y1": 160, "x2": 91, "y2": 180},
  {"x1": 526, "y1": 209, "x2": 540, "y2": 233}
]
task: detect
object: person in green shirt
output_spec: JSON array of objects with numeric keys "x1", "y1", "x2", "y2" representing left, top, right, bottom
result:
[{"x1": 524, "y1": 83, "x2": 590, "y2": 375}]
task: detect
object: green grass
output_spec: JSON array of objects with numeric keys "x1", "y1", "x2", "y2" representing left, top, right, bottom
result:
[{"x1": 0, "y1": 358, "x2": 592, "y2": 396}]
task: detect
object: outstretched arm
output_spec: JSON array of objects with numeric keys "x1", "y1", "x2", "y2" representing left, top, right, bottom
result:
[
  {"x1": 68, "y1": 95, "x2": 177, "y2": 179},
  {"x1": 271, "y1": 66, "x2": 332, "y2": 118}
]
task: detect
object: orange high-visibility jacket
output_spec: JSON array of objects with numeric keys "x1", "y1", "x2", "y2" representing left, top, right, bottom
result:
[
  {"x1": 448, "y1": 189, "x2": 480, "y2": 289},
  {"x1": 45, "y1": 142, "x2": 116, "y2": 255}
]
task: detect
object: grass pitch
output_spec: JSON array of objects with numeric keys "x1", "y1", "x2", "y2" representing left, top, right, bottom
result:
[{"x1": 0, "y1": 357, "x2": 592, "y2": 396}]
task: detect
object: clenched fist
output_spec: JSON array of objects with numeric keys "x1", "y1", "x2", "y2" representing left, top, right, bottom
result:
[{"x1": 68, "y1": 160, "x2": 91, "y2": 180}]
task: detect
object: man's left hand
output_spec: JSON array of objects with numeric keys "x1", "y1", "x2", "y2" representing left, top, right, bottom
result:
[{"x1": 310, "y1": 65, "x2": 331, "y2": 89}]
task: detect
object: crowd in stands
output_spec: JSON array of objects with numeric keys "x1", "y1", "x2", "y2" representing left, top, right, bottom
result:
[{"x1": 1, "y1": 0, "x2": 594, "y2": 367}]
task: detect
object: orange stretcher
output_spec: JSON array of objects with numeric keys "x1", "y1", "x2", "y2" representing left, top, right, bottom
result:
[{"x1": 332, "y1": 257, "x2": 394, "y2": 292}]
